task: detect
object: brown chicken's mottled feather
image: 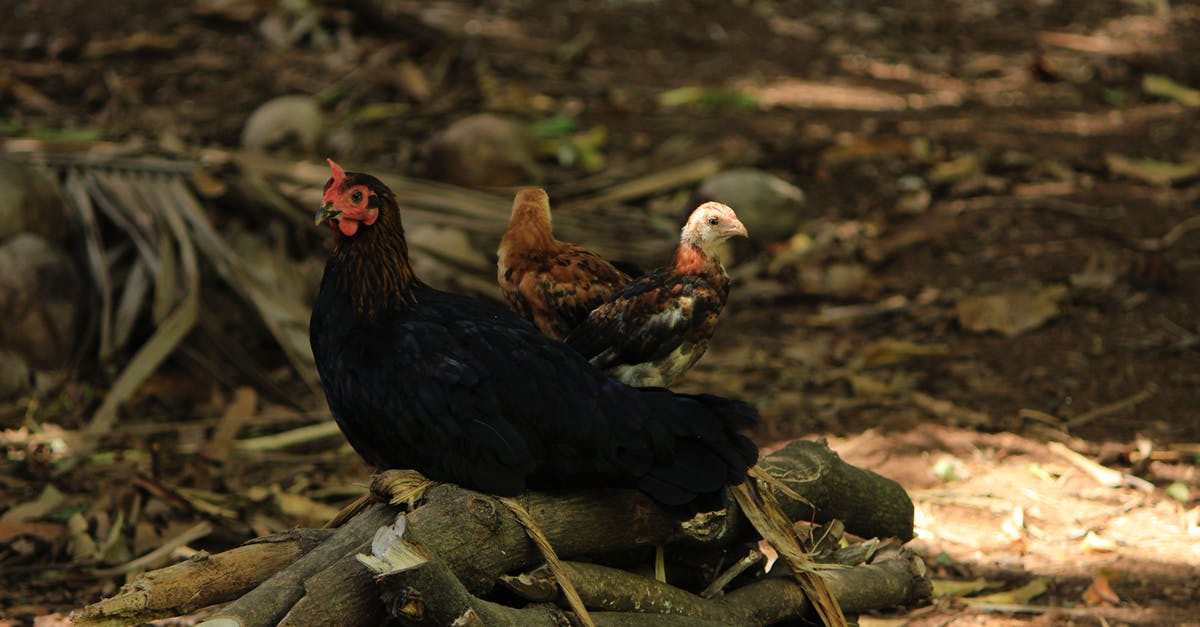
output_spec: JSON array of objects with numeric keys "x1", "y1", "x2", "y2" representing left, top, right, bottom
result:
[
  {"x1": 564, "y1": 202, "x2": 747, "y2": 387},
  {"x1": 498, "y1": 188, "x2": 632, "y2": 340}
]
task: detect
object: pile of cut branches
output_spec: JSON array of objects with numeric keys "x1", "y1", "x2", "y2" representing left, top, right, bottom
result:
[{"x1": 73, "y1": 441, "x2": 930, "y2": 626}]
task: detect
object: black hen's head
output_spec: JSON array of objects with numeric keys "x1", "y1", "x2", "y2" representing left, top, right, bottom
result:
[{"x1": 316, "y1": 159, "x2": 397, "y2": 238}]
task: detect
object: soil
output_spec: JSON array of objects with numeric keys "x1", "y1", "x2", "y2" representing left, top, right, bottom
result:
[{"x1": 1, "y1": 1, "x2": 1199, "y2": 625}]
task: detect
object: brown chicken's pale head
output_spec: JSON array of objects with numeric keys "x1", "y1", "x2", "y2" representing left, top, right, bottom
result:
[
  {"x1": 681, "y1": 202, "x2": 747, "y2": 253},
  {"x1": 316, "y1": 158, "x2": 382, "y2": 237}
]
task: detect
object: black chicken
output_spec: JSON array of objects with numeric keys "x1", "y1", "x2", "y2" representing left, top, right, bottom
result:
[{"x1": 309, "y1": 160, "x2": 757, "y2": 506}]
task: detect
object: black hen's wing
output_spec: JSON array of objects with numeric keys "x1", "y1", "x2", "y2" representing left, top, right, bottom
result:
[{"x1": 312, "y1": 281, "x2": 756, "y2": 506}]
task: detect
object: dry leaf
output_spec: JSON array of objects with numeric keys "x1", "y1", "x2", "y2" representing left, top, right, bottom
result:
[
  {"x1": 1082, "y1": 572, "x2": 1121, "y2": 606},
  {"x1": 931, "y1": 578, "x2": 998, "y2": 598},
  {"x1": 1106, "y1": 153, "x2": 1200, "y2": 187},
  {"x1": 1001, "y1": 505, "x2": 1026, "y2": 541},
  {"x1": 273, "y1": 488, "x2": 342, "y2": 526},
  {"x1": 757, "y1": 539, "x2": 779, "y2": 573},
  {"x1": 956, "y1": 285, "x2": 1067, "y2": 337},
  {"x1": 1081, "y1": 530, "x2": 1118, "y2": 553},
  {"x1": 0, "y1": 521, "x2": 67, "y2": 544},
  {"x1": 1, "y1": 485, "x2": 65, "y2": 523},
  {"x1": 967, "y1": 577, "x2": 1050, "y2": 605},
  {"x1": 850, "y1": 339, "x2": 953, "y2": 369},
  {"x1": 1142, "y1": 74, "x2": 1200, "y2": 106}
]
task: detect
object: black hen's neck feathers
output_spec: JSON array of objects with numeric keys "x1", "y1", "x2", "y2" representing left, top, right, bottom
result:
[{"x1": 327, "y1": 173, "x2": 424, "y2": 318}]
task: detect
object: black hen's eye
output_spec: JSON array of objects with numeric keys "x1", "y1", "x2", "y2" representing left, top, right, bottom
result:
[
  {"x1": 350, "y1": 190, "x2": 364, "y2": 204},
  {"x1": 707, "y1": 216, "x2": 719, "y2": 226}
]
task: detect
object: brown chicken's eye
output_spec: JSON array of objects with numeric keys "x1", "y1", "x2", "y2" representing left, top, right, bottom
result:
[
  {"x1": 350, "y1": 190, "x2": 364, "y2": 204},
  {"x1": 707, "y1": 216, "x2": 719, "y2": 226}
]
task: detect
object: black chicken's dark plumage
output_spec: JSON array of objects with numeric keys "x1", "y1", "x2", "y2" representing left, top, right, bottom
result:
[{"x1": 310, "y1": 166, "x2": 758, "y2": 506}]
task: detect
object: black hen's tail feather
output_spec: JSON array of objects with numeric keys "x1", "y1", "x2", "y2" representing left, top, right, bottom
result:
[{"x1": 634, "y1": 389, "x2": 759, "y2": 506}]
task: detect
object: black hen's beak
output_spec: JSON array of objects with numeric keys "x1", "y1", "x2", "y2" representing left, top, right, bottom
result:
[{"x1": 315, "y1": 202, "x2": 341, "y2": 226}]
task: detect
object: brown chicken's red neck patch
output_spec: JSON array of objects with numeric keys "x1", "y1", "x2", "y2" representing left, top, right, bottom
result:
[{"x1": 672, "y1": 244, "x2": 711, "y2": 274}]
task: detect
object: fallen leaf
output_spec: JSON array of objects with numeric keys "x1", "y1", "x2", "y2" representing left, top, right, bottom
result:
[
  {"x1": 967, "y1": 577, "x2": 1050, "y2": 605},
  {"x1": 1106, "y1": 153, "x2": 1200, "y2": 187},
  {"x1": 932, "y1": 578, "x2": 999, "y2": 598},
  {"x1": 0, "y1": 521, "x2": 67, "y2": 544},
  {"x1": 931, "y1": 456, "x2": 968, "y2": 482},
  {"x1": 66, "y1": 513, "x2": 99, "y2": 563},
  {"x1": 395, "y1": 58, "x2": 432, "y2": 102},
  {"x1": 910, "y1": 392, "x2": 992, "y2": 427},
  {"x1": 956, "y1": 285, "x2": 1067, "y2": 337},
  {"x1": 1081, "y1": 530, "x2": 1118, "y2": 553},
  {"x1": 658, "y1": 86, "x2": 758, "y2": 110},
  {"x1": 273, "y1": 489, "x2": 342, "y2": 526},
  {"x1": 200, "y1": 386, "x2": 258, "y2": 462},
  {"x1": 1166, "y1": 482, "x2": 1191, "y2": 503},
  {"x1": 850, "y1": 339, "x2": 953, "y2": 369},
  {"x1": 1082, "y1": 572, "x2": 1121, "y2": 606},
  {"x1": 1001, "y1": 505, "x2": 1026, "y2": 541},
  {"x1": 757, "y1": 539, "x2": 779, "y2": 573},
  {"x1": 1142, "y1": 74, "x2": 1200, "y2": 106},
  {"x1": 84, "y1": 32, "x2": 178, "y2": 58},
  {"x1": 1, "y1": 485, "x2": 65, "y2": 523},
  {"x1": 928, "y1": 153, "x2": 982, "y2": 186}
]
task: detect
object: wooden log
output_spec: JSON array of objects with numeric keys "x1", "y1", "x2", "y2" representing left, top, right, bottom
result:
[
  {"x1": 276, "y1": 547, "x2": 387, "y2": 627},
  {"x1": 198, "y1": 504, "x2": 395, "y2": 627},
  {"x1": 70, "y1": 528, "x2": 333, "y2": 627}
]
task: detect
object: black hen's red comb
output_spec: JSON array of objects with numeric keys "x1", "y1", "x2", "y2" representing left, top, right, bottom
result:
[{"x1": 326, "y1": 158, "x2": 347, "y2": 188}]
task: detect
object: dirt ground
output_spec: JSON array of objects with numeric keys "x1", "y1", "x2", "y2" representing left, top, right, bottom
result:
[{"x1": 1, "y1": 0, "x2": 1199, "y2": 625}]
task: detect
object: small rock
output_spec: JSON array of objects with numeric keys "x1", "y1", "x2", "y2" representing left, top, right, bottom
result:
[
  {"x1": 0, "y1": 234, "x2": 82, "y2": 369},
  {"x1": 694, "y1": 168, "x2": 806, "y2": 243},
  {"x1": 423, "y1": 114, "x2": 541, "y2": 188},
  {"x1": 0, "y1": 159, "x2": 70, "y2": 243},
  {"x1": 240, "y1": 95, "x2": 323, "y2": 155}
]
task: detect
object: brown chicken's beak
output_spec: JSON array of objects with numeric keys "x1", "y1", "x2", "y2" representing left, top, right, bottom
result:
[
  {"x1": 315, "y1": 202, "x2": 341, "y2": 226},
  {"x1": 725, "y1": 219, "x2": 748, "y2": 238}
]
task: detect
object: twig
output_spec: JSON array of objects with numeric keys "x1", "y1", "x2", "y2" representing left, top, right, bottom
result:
[
  {"x1": 700, "y1": 549, "x2": 763, "y2": 599},
  {"x1": 499, "y1": 496, "x2": 596, "y2": 627},
  {"x1": 92, "y1": 522, "x2": 213, "y2": 577},
  {"x1": 558, "y1": 156, "x2": 722, "y2": 213},
  {"x1": 233, "y1": 421, "x2": 343, "y2": 452},
  {"x1": 1067, "y1": 384, "x2": 1159, "y2": 428},
  {"x1": 1160, "y1": 214, "x2": 1200, "y2": 249},
  {"x1": 731, "y1": 471, "x2": 848, "y2": 627},
  {"x1": 1046, "y1": 442, "x2": 1125, "y2": 488}
]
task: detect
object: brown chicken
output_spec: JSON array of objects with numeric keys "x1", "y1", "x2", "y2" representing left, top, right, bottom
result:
[
  {"x1": 497, "y1": 188, "x2": 634, "y2": 340},
  {"x1": 564, "y1": 202, "x2": 747, "y2": 387}
]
